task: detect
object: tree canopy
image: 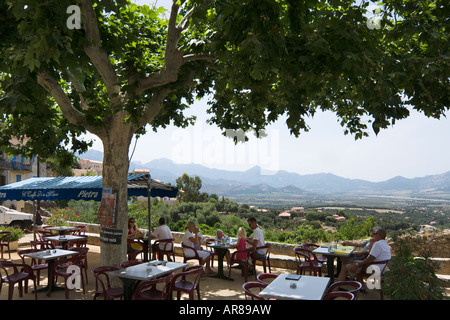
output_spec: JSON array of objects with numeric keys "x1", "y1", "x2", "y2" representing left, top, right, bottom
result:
[{"x1": 0, "y1": 0, "x2": 447, "y2": 265}]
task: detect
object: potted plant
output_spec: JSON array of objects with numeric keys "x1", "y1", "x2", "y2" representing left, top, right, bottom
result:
[{"x1": 0, "y1": 227, "x2": 25, "y2": 251}]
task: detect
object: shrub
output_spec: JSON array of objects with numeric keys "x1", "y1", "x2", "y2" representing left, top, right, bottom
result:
[{"x1": 382, "y1": 235, "x2": 445, "y2": 300}]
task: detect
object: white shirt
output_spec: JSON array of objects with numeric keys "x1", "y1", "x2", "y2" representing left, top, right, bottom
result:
[
  {"x1": 369, "y1": 239, "x2": 391, "y2": 272},
  {"x1": 252, "y1": 227, "x2": 266, "y2": 255},
  {"x1": 152, "y1": 225, "x2": 173, "y2": 250}
]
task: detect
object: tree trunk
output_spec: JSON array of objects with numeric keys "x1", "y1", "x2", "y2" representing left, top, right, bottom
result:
[{"x1": 99, "y1": 121, "x2": 134, "y2": 267}]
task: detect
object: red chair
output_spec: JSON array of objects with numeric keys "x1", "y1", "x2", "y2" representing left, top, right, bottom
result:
[
  {"x1": 127, "y1": 238, "x2": 145, "y2": 261},
  {"x1": 152, "y1": 238, "x2": 175, "y2": 261},
  {"x1": 326, "y1": 280, "x2": 362, "y2": 300},
  {"x1": 301, "y1": 242, "x2": 327, "y2": 264},
  {"x1": 69, "y1": 247, "x2": 89, "y2": 284},
  {"x1": 181, "y1": 242, "x2": 211, "y2": 266},
  {"x1": 31, "y1": 229, "x2": 54, "y2": 250},
  {"x1": 228, "y1": 247, "x2": 255, "y2": 282},
  {"x1": 119, "y1": 259, "x2": 143, "y2": 268},
  {"x1": 0, "y1": 261, "x2": 37, "y2": 300},
  {"x1": 132, "y1": 273, "x2": 173, "y2": 300},
  {"x1": 91, "y1": 266, "x2": 124, "y2": 300},
  {"x1": 322, "y1": 291, "x2": 355, "y2": 300},
  {"x1": 204, "y1": 237, "x2": 216, "y2": 267},
  {"x1": 252, "y1": 243, "x2": 272, "y2": 274},
  {"x1": 0, "y1": 231, "x2": 12, "y2": 260},
  {"x1": 242, "y1": 281, "x2": 267, "y2": 300},
  {"x1": 48, "y1": 255, "x2": 85, "y2": 299},
  {"x1": 256, "y1": 273, "x2": 278, "y2": 285},
  {"x1": 356, "y1": 259, "x2": 390, "y2": 300},
  {"x1": 71, "y1": 225, "x2": 87, "y2": 236},
  {"x1": 169, "y1": 265, "x2": 204, "y2": 300},
  {"x1": 294, "y1": 247, "x2": 323, "y2": 276},
  {"x1": 17, "y1": 249, "x2": 48, "y2": 286},
  {"x1": 67, "y1": 236, "x2": 88, "y2": 249}
]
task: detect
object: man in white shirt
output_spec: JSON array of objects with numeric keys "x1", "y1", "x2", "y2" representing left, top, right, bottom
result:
[
  {"x1": 336, "y1": 228, "x2": 391, "y2": 284},
  {"x1": 247, "y1": 217, "x2": 266, "y2": 270},
  {"x1": 151, "y1": 218, "x2": 173, "y2": 260}
]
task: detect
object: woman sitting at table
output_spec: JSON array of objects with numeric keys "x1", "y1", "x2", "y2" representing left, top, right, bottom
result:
[
  {"x1": 183, "y1": 221, "x2": 215, "y2": 274},
  {"x1": 128, "y1": 218, "x2": 144, "y2": 251}
]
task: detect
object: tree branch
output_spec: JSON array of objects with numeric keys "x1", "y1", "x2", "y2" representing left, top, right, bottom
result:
[
  {"x1": 36, "y1": 70, "x2": 86, "y2": 127},
  {"x1": 77, "y1": 0, "x2": 121, "y2": 106}
]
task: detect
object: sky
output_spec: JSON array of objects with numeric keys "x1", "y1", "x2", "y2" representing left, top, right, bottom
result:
[{"x1": 84, "y1": 0, "x2": 450, "y2": 183}]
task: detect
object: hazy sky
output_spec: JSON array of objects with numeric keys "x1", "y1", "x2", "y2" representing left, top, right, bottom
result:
[{"x1": 85, "y1": 0, "x2": 450, "y2": 183}]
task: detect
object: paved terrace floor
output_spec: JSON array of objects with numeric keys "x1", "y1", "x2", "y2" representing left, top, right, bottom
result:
[{"x1": 0, "y1": 232, "x2": 395, "y2": 302}]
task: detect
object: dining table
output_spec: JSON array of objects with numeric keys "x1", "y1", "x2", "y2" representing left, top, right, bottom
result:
[
  {"x1": 23, "y1": 248, "x2": 79, "y2": 295},
  {"x1": 45, "y1": 235, "x2": 87, "y2": 249},
  {"x1": 45, "y1": 226, "x2": 78, "y2": 235},
  {"x1": 259, "y1": 273, "x2": 330, "y2": 300},
  {"x1": 206, "y1": 239, "x2": 236, "y2": 281},
  {"x1": 108, "y1": 260, "x2": 188, "y2": 300},
  {"x1": 313, "y1": 244, "x2": 355, "y2": 283}
]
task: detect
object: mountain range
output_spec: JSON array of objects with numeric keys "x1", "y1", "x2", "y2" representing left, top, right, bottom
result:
[{"x1": 79, "y1": 149, "x2": 450, "y2": 199}]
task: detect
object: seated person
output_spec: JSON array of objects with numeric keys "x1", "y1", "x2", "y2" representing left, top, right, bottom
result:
[
  {"x1": 127, "y1": 217, "x2": 144, "y2": 252},
  {"x1": 128, "y1": 217, "x2": 140, "y2": 237},
  {"x1": 151, "y1": 218, "x2": 173, "y2": 260},
  {"x1": 183, "y1": 221, "x2": 215, "y2": 274},
  {"x1": 336, "y1": 228, "x2": 391, "y2": 290},
  {"x1": 342, "y1": 227, "x2": 380, "y2": 261},
  {"x1": 216, "y1": 229, "x2": 225, "y2": 242},
  {"x1": 228, "y1": 227, "x2": 249, "y2": 266}
]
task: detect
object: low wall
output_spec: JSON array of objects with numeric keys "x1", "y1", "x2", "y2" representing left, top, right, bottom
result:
[{"x1": 67, "y1": 222, "x2": 450, "y2": 275}]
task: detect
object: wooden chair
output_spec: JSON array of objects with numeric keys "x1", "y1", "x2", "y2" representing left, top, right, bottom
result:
[
  {"x1": 91, "y1": 266, "x2": 124, "y2": 300},
  {"x1": 228, "y1": 247, "x2": 255, "y2": 282},
  {"x1": 132, "y1": 274, "x2": 173, "y2": 300},
  {"x1": 242, "y1": 281, "x2": 267, "y2": 300},
  {"x1": 169, "y1": 265, "x2": 204, "y2": 300},
  {"x1": 0, "y1": 231, "x2": 12, "y2": 260},
  {"x1": 0, "y1": 261, "x2": 37, "y2": 300}
]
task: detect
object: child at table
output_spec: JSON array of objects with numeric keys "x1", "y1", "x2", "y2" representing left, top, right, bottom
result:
[{"x1": 226, "y1": 227, "x2": 248, "y2": 266}]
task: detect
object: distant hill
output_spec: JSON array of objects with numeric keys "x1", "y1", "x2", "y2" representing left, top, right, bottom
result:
[{"x1": 78, "y1": 151, "x2": 450, "y2": 198}]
